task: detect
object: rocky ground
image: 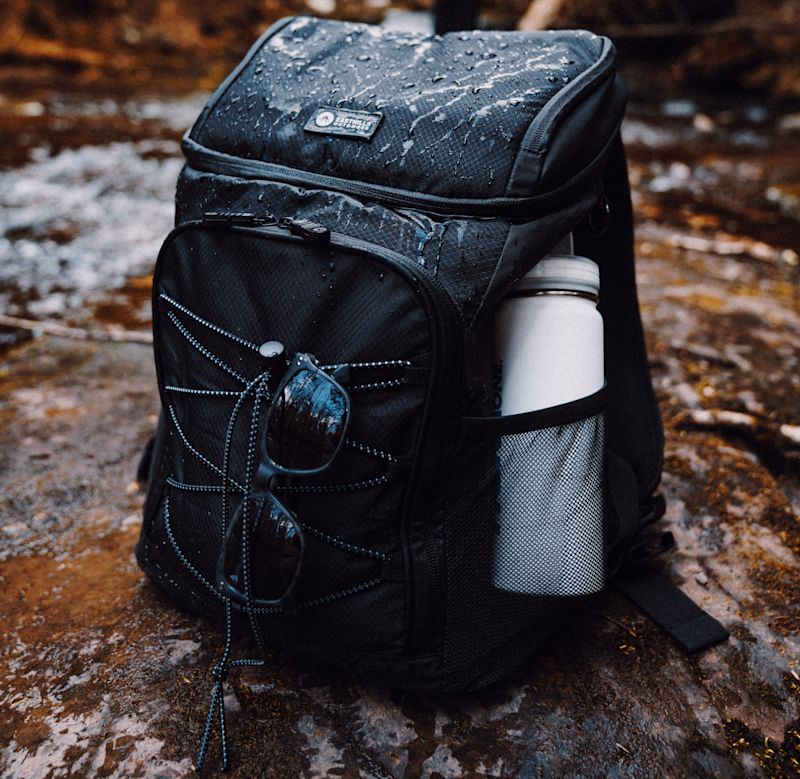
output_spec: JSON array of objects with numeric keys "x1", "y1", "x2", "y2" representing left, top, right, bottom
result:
[{"x1": 1, "y1": 19, "x2": 800, "y2": 779}]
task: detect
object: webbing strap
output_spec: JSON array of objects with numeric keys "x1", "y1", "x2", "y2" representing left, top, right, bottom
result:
[{"x1": 617, "y1": 568, "x2": 729, "y2": 653}]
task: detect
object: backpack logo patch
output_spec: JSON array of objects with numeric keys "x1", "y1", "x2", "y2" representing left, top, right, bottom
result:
[{"x1": 304, "y1": 107, "x2": 383, "y2": 140}]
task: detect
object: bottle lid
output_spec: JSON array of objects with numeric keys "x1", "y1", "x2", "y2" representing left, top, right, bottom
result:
[{"x1": 515, "y1": 254, "x2": 599, "y2": 295}]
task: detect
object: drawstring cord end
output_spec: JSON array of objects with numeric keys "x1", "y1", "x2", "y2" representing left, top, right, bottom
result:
[{"x1": 194, "y1": 663, "x2": 230, "y2": 773}]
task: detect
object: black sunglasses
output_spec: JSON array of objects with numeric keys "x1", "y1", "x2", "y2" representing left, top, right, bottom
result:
[{"x1": 217, "y1": 352, "x2": 351, "y2": 608}]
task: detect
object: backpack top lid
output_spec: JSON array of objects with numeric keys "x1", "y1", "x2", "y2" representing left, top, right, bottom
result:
[{"x1": 185, "y1": 16, "x2": 626, "y2": 203}]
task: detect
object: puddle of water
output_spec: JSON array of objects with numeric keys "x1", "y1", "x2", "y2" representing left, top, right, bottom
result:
[
  {"x1": 0, "y1": 139, "x2": 181, "y2": 323},
  {"x1": 1, "y1": 93, "x2": 207, "y2": 332}
]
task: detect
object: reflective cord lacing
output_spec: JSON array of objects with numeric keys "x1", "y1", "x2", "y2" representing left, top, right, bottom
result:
[
  {"x1": 155, "y1": 298, "x2": 398, "y2": 771},
  {"x1": 194, "y1": 371, "x2": 271, "y2": 772}
]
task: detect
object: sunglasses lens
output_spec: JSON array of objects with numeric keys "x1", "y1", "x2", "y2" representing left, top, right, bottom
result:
[
  {"x1": 221, "y1": 495, "x2": 302, "y2": 603},
  {"x1": 267, "y1": 367, "x2": 348, "y2": 472}
]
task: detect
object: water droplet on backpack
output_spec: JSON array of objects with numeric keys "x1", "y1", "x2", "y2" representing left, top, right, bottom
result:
[
  {"x1": 357, "y1": 54, "x2": 371, "y2": 62},
  {"x1": 378, "y1": 272, "x2": 384, "y2": 282},
  {"x1": 432, "y1": 74, "x2": 445, "y2": 83},
  {"x1": 547, "y1": 75, "x2": 558, "y2": 83},
  {"x1": 465, "y1": 49, "x2": 474, "y2": 56}
]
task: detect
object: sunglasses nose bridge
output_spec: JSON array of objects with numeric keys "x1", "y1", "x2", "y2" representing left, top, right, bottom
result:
[{"x1": 254, "y1": 460, "x2": 279, "y2": 492}]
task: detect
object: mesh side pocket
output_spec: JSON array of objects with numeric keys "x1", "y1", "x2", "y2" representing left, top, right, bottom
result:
[{"x1": 492, "y1": 409, "x2": 605, "y2": 596}]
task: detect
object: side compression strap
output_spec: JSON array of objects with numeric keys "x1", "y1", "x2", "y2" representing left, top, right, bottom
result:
[{"x1": 617, "y1": 567, "x2": 730, "y2": 653}]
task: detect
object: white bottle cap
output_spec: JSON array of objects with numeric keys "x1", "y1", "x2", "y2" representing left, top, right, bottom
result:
[{"x1": 515, "y1": 254, "x2": 600, "y2": 295}]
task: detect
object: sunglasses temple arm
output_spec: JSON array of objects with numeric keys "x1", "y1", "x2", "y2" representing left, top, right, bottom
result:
[{"x1": 330, "y1": 363, "x2": 351, "y2": 386}]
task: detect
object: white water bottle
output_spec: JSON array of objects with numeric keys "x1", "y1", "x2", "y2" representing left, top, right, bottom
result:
[{"x1": 492, "y1": 253, "x2": 605, "y2": 596}]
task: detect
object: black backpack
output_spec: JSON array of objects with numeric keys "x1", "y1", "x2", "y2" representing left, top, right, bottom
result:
[{"x1": 136, "y1": 15, "x2": 727, "y2": 769}]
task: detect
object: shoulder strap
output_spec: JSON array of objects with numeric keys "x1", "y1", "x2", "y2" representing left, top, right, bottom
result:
[{"x1": 575, "y1": 134, "x2": 664, "y2": 501}]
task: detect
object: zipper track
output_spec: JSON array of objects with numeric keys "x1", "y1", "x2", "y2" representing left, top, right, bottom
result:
[
  {"x1": 181, "y1": 134, "x2": 614, "y2": 220},
  {"x1": 520, "y1": 37, "x2": 616, "y2": 154},
  {"x1": 153, "y1": 219, "x2": 462, "y2": 654}
]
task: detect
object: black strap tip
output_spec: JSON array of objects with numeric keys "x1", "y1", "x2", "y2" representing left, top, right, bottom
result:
[{"x1": 617, "y1": 568, "x2": 729, "y2": 654}]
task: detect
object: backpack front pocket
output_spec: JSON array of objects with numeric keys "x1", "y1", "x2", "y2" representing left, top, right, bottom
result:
[{"x1": 146, "y1": 219, "x2": 453, "y2": 652}]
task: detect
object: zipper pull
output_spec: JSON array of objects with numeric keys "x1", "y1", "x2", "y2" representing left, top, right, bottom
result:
[
  {"x1": 202, "y1": 212, "x2": 277, "y2": 227},
  {"x1": 279, "y1": 218, "x2": 330, "y2": 243}
]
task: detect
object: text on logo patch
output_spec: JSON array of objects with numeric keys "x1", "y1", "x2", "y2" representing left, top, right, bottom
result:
[{"x1": 304, "y1": 107, "x2": 383, "y2": 141}]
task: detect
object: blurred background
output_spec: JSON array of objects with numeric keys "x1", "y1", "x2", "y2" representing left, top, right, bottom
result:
[{"x1": 1, "y1": 0, "x2": 799, "y2": 97}]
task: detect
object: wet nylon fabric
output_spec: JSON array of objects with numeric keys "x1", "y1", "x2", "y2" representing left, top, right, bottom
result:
[{"x1": 192, "y1": 17, "x2": 607, "y2": 198}]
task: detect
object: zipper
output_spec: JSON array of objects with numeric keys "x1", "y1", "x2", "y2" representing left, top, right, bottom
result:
[
  {"x1": 520, "y1": 37, "x2": 616, "y2": 154},
  {"x1": 161, "y1": 214, "x2": 462, "y2": 654},
  {"x1": 182, "y1": 134, "x2": 614, "y2": 220}
]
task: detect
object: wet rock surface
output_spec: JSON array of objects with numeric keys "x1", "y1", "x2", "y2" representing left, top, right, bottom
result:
[{"x1": 2, "y1": 83, "x2": 800, "y2": 779}]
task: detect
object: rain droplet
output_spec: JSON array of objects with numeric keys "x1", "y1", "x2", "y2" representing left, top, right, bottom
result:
[
  {"x1": 357, "y1": 54, "x2": 371, "y2": 62},
  {"x1": 378, "y1": 272, "x2": 385, "y2": 281}
]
